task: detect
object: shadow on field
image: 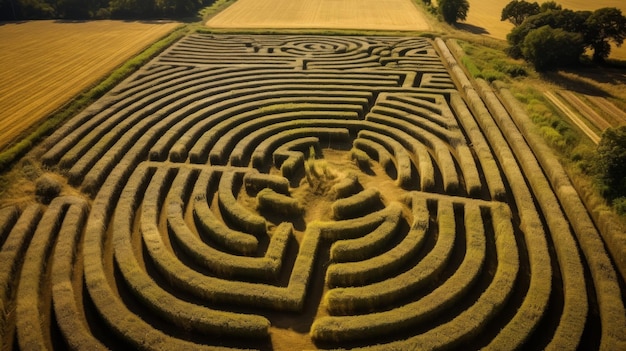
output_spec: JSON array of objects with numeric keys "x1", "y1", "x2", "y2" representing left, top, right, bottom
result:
[
  {"x1": 542, "y1": 65, "x2": 626, "y2": 98},
  {"x1": 455, "y1": 22, "x2": 489, "y2": 35}
]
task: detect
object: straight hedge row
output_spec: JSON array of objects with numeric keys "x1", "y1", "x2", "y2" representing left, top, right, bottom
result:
[
  {"x1": 492, "y1": 81, "x2": 626, "y2": 348},
  {"x1": 437, "y1": 37, "x2": 553, "y2": 349}
]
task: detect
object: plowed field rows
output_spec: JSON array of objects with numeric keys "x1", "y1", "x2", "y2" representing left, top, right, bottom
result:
[
  {"x1": 0, "y1": 20, "x2": 180, "y2": 150},
  {"x1": 1, "y1": 34, "x2": 624, "y2": 350}
]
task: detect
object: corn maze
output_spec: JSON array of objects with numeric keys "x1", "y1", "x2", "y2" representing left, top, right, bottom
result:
[{"x1": 1, "y1": 34, "x2": 625, "y2": 350}]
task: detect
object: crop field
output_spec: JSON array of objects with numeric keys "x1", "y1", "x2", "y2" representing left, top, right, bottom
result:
[
  {"x1": 206, "y1": 0, "x2": 431, "y2": 31},
  {"x1": 0, "y1": 20, "x2": 180, "y2": 151},
  {"x1": 1, "y1": 33, "x2": 624, "y2": 350}
]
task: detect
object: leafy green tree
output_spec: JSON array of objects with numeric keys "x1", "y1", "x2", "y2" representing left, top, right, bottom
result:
[
  {"x1": 0, "y1": 0, "x2": 18, "y2": 20},
  {"x1": 506, "y1": 9, "x2": 590, "y2": 58},
  {"x1": 596, "y1": 126, "x2": 626, "y2": 200},
  {"x1": 539, "y1": 1, "x2": 561, "y2": 12},
  {"x1": 109, "y1": 0, "x2": 156, "y2": 18},
  {"x1": 521, "y1": 25, "x2": 584, "y2": 70},
  {"x1": 438, "y1": 0, "x2": 469, "y2": 25},
  {"x1": 156, "y1": 0, "x2": 200, "y2": 16},
  {"x1": 501, "y1": 0, "x2": 540, "y2": 26},
  {"x1": 56, "y1": 0, "x2": 99, "y2": 18},
  {"x1": 583, "y1": 8, "x2": 626, "y2": 62},
  {"x1": 16, "y1": 0, "x2": 55, "y2": 19}
]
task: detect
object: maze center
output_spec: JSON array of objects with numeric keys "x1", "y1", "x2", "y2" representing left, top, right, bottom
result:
[{"x1": 2, "y1": 34, "x2": 625, "y2": 351}]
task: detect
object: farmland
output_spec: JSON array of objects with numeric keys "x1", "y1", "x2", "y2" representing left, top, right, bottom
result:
[
  {"x1": 0, "y1": 20, "x2": 180, "y2": 150},
  {"x1": 206, "y1": 0, "x2": 432, "y2": 31},
  {"x1": 1, "y1": 1, "x2": 626, "y2": 350}
]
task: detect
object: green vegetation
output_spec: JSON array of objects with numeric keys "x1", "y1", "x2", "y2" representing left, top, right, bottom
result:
[
  {"x1": 595, "y1": 126, "x2": 626, "y2": 212},
  {"x1": 509, "y1": 85, "x2": 578, "y2": 151},
  {"x1": 502, "y1": 1, "x2": 626, "y2": 68},
  {"x1": 501, "y1": 0, "x2": 540, "y2": 26},
  {"x1": 455, "y1": 40, "x2": 528, "y2": 82},
  {"x1": 437, "y1": 0, "x2": 469, "y2": 25},
  {"x1": 521, "y1": 25, "x2": 585, "y2": 70},
  {"x1": 1, "y1": 0, "x2": 214, "y2": 20}
]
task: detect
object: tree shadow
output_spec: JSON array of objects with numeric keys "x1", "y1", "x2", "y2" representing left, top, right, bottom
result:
[
  {"x1": 541, "y1": 64, "x2": 626, "y2": 98},
  {"x1": 455, "y1": 22, "x2": 489, "y2": 35},
  {"x1": 0, "y1": 20, "x2": 29, "y2": 26}
]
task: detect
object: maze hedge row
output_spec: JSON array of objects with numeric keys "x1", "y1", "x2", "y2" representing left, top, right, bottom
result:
[{"x1": 1, "y1": 34, "x2": 625, "y2": 350}]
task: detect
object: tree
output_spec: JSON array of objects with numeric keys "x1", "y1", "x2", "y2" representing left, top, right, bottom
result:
[
  {"x1": 539, "y1": 1, "x2": 561, "y2": 12},
  {"x1": 596, "y1": 126, "x2": 626, "y2": 200},
  {"x1": 438, "y1": 0, "x2": 469, "y2": 25},
  {"x1": 506, "y1": 9, "x2": 590, "y2": 58},
  {"x1": 583, "y1": 8, "x2": 626, "y2": 62},
  {"x1": 501, "y1": 0, "x2": 540, "y2": 26},
  {"x1": 521, "y1": 25, "x2": 584, "y2": 70},
  {"x1": 16, "y1": 0, "x2": 55, "y2": 19},
  {"x1": 156, "y1": 0, "x2": 200, "y2": 16},
  {"x1": 109, "y1": 0, "x2": 156, "y2": 18},
  {"x1": 57, "y1": 0, "x2": 99, "y2": 18}
]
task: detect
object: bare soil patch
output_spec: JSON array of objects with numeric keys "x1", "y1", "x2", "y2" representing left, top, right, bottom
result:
[
  {"x1": 206, "y1": 0, "x2": 431, "y2": 31},
  {"x1": 0, "y1": 20, "x2": 179, "y2": 151}
]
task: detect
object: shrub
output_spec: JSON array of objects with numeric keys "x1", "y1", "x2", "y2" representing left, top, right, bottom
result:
[
  {"x1": 501, "y1": 0, "x2": 540, "y2": 26},
  {"x1": 438, "y1": 0, "x2": 470, "y2": 24},
  {"x1": 521, "y1": 25, "x2": 584, "y2": 70},
  {"x1": 595, "y1": 126, "x2": 626, "y2": 200},
  {"x1": 35, "y1": 174, "x2": 62, "y2": 204},
  {"x1": 613, "y1": 197, "x2": 626, "y2": 215}
]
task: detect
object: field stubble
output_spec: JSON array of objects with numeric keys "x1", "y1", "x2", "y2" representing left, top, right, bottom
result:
[{"x1": 0, "y1": 20, "x2": 180, "y2": 151}]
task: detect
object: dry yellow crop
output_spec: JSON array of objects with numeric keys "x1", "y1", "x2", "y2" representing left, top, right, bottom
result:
[
  {"x1": 206, "y1": 0, "x2": 432, "y2": 31},
  {"x1": 0, "y1": 20, "x2": 179, "y2": 150}
]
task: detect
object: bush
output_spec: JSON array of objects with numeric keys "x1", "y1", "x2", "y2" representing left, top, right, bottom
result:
[
  {"x1": 438, "y1": 0, "x2": 469, "y2": 24},
  {"x1": 501, "y1": 0, "x2": 540, "y2": 26},
  {"x1": 596, "y1": 126, "x2": 626, "y2": 200},
  {"x1": 35, "y1": 174, "x2": 62, "y2": 204},
  {"x1": 613, "y1": 197, "x2": 626, "y2": 215},
  {"x1": 521, "y1": 25, "x2": 584, "y2": 70}
]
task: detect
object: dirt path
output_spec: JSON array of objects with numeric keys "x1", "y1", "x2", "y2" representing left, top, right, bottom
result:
[{"x1": 544, "y1": 90, "x2": 601, "y2": 144}]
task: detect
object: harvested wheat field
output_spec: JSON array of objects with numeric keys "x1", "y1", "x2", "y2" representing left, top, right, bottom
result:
[
  {"x1": 0, "y1": 20, "x2": 180, "y2": 150},
  {"x1": 1, "y1": 32, "x2": 625, "y2": 350},
  {"x1": 206, "y1": 0, "x2": 431, "y2": 31},
  {"x1": 463, "y1": 0, "x2": 626, "y2": 59}
]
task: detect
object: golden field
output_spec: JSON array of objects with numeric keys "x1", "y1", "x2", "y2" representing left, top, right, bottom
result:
[
  {"x1": 206, "y1": 0, "x2": 432, "y2": 31},
  {"x1": 0, "y1": 20, "x2": 179, "y2": 150}
]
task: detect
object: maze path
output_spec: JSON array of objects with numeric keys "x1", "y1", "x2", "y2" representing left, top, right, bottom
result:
[{"x1": 1, "y1": 34, "x2": 625, "y2": 350}]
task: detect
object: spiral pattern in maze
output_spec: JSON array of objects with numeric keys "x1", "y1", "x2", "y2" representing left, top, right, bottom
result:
[{"x1": 1, "y1": 34, "x2": 624, "y2": 350}]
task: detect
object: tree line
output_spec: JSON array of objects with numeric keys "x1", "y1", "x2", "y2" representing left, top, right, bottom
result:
[
  {"x1": 501, "y1": 0, "x2": 626, "y2": 70},
  {"x1": 0, "y1": 0, "x2": 214, "y2": 20}
]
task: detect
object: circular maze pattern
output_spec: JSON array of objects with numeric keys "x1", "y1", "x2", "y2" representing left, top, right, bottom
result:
[{"x1": 1, "y1": 35, "x2": 625, "y2": 350}]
